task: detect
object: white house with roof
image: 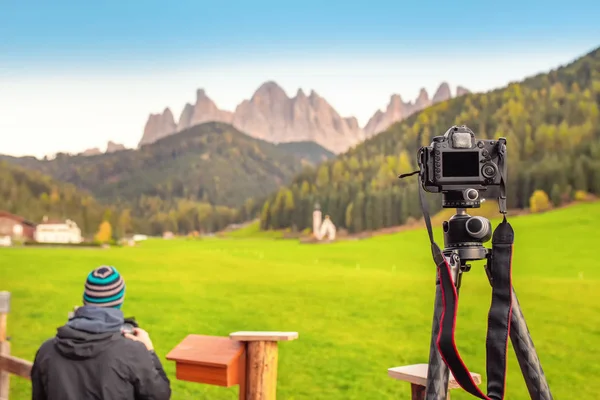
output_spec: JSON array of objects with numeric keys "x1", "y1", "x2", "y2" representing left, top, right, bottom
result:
[{"x1": 35, "y1": 217, "x2": 83, "y2": 244}]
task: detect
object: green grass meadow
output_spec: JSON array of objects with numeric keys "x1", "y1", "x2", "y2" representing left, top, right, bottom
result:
[{"x1": 1, "y1": 202, "x2": 599, "y2": 399}]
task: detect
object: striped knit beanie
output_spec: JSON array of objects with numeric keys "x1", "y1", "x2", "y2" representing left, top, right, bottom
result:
[{"x1": 83, "y1": 266, "x2": 126, "y2": 309}]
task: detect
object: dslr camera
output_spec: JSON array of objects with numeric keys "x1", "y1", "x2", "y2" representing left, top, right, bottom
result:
[{"x1": 417, "y1": 125, "x2": 507, "y2": 208}]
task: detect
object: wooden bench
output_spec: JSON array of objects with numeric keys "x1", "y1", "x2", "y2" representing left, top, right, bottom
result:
[{"x1": 388, "y1": 363, "x2": 481, "y2": 400}]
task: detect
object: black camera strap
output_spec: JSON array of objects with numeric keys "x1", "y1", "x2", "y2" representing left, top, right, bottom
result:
[{"x1": 400, "y1": 168, "x2": 513, "y2": 400}]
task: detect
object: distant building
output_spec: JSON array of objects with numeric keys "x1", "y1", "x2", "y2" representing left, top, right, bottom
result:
[
  {"x1": 0, "y1": 211, "x2": 37, "y2": 242},
  {"x1": 313, "y1": 202, "x2": 322, "y2": 238},
  {"x1": 133, "y1": 234, "x2": 148, "y2": 241},
  {"x1": 312, "y1": 203, "x2": 336, "y2": 241},
  {"x1": 35, "y1": 217, "x2": 83, "y2": 244}
]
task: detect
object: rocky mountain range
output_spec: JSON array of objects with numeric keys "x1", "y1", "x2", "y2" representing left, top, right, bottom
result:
[
  {"x1": 139, "y1": 81, "x2": 469, "y2": 154},
  {"x1": 362, "y1": 83, "x2": 470, "y2": 137}
]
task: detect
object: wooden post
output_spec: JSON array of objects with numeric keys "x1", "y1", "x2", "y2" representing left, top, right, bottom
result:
[
  {"x1": 230, "y1": 331, "x2": 298, "y2": 400},
  {"x1": 0, "y1": 291, "x2": 10, "y2": 400},
  {"x1": 411, "y1": 384, "x2": 426, "y2": 400},
  {"x1": 388, "y1": 363, "x2": 481, "y2": 400}
]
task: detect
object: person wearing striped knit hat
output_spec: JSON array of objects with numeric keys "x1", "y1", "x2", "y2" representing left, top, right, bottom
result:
[{"x1": 31, "y1": 266, "x2": 171, "y2": 400}]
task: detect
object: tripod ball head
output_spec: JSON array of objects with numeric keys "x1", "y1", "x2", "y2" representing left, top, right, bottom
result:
[{"x1": 442, "y1": 210, "x2": 491, "y2": 261}]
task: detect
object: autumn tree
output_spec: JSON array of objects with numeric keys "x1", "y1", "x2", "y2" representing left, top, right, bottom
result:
[
  {"x1": 95, "y1": 221, "x2": 113, "y2": 243},
  {"x1": 529, "y1": 190, "x2": 552, "y2": 213}
]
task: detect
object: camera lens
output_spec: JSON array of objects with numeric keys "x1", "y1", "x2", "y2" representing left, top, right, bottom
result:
[
  {"x1": 466, "y1": 216, "x2": 491, "y2": 239},
  {"x1": 482, "y1": 163, "x2": 497, "y2": 179},
  {"x1": 463, "y1": 188, "x2": 479, "y2": 201}
]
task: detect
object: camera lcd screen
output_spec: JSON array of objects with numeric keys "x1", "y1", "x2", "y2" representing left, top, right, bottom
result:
[{"x1": 441, "y1": 151, "x2": 479, "y2": 177}]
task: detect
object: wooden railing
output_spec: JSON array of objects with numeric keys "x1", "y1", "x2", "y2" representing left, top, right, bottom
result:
[
  {"x1": 0, "y1": 291, "x2": 480, "y2": 400},
  {"x1": 0, "y1": 292, "x2": 33, "y2": 400}
]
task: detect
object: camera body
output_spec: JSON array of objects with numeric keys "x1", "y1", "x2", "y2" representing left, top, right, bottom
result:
[
  {"x1": 121, "y1": 317, "x2": 138, "y2": 334},
  {"x1": 121, "y1": 323, "x2": 135, "y2": 334},
  {"x1": 417, "y1": 125, "x2": 507, "y2": 208}
]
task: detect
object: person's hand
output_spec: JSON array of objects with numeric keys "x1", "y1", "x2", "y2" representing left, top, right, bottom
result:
[{"x1": 124, "y1": 327, "x2": 154, "y2": 351}]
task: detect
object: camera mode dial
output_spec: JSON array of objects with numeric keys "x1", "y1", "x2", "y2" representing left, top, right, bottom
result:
[{"x1": 482, "y1": 163, "x2": 498, "y2": 179}]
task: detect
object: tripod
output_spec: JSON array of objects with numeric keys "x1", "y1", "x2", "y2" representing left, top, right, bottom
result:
[{"x1": 422, "y1": 207, "x2": 553, "y2": 400}]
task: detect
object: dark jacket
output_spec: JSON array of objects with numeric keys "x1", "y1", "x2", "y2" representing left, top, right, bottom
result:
[{"x1": 31, "y1": 306, "x2": 171, "y2": 400}]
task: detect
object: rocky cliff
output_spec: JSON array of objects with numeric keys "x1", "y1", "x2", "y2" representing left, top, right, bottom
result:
[
  {"x1": 229, "y1": 82, "x2": 364, "y2": 153},
  {"x1": 139, "y1": 108, "x2": 177, "y2": 147}
]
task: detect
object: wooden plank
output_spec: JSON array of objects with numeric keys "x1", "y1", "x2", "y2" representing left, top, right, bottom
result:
[
  {"x1": 0, "y1": 353, "x2": 32, "y2": 380},
  {"x1": 0, "y1": 342, "x2": 9, "y2": 399},
  {"x1": 0, "y1": 313, "x2": 6, "y2": 341},
  {"x1": 175, "y1": 363, "x2": 231, "y2": 387},
  {"x1": 388, "y1": 363, "x2": 481, "y2": 390},
  {"x1": 246, "y1": 341, "x2": 278, "y2": 400},
  {"x1": 166, "y1": 334, "x2": 244, "y2": 367},
  {"x1": 0, "y1": 295, "x2": 9, "y2": 400},
  {"x1": 238, "y1": 349, "x2": 247, "y2": 400},
  {"x1": 230, "y1": 332, "x2": 298, "y2": 342}
]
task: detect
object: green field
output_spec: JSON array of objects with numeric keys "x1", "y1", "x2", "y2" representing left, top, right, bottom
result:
[{"x1": 1, "y1": 202, "x2": 599, "y2": 399}]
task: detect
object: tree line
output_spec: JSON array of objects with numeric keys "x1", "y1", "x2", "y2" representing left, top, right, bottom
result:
[
  {"x1": 259, "y1": 46, "x2": 600, "y2": 233},
  {"x1": 0, "y1": 161, "x2": 244, "y2": 239}
]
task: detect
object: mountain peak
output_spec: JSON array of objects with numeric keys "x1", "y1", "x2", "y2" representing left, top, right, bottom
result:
[
  {"x1": 106, "y1": 141, "x2": 126, "y2": 153},
  {"x1": 389, "y1": 94, "x2": 403, "y2": 106},
  {"x1": 177, "y1": 103, "x2": 194, "y2": 131},
  {"x1": 139, "y1": 107, "x2": 177, "y2": 147},
  {"x1": 253, "y1": 81, "x2": 287, "y2": 99},
  {"x1": 364, "y1": 82, "x2": 457, "y2": 138},
  {"x1": 162, "y1": 107, "x2": 174, "y2": 118},
  {"x1": 432, "y1": 82, "x2": 452, "y2": 103},
  {"x1": 196, "y1": 88, "x2": 208, "y2": 99},
  {"x1": 456, "y1": 85, "x2": 470, "y2": 96}
]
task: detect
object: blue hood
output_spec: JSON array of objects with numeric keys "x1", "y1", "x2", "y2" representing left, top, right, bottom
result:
[{"x1": 67, "y1": 305, "x2": 124, "y2": 334}]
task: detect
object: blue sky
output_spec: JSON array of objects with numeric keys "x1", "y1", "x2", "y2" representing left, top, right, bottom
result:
[{"x1": 1, "y1": 1, "x2": 600, "y2": 156}]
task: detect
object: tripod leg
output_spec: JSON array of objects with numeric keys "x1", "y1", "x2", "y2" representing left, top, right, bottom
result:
[
  {"x1": 510, "y1": 287, "x2": 553, "y2": 400},
  {"x1": 424, "y1": 254, "x2": 461, "y2": 400}
]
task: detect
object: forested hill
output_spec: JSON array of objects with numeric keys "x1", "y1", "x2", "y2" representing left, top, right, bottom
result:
[
  {"x1": 260, "y1": 45, "x2": 600, "y2": 233},
  {"x1": 1, "y1": 122, "x2": 315, "y2": 209},
  {"x1": 275, "y1": 141, "x2": 335, "y2": 164},
  {"x1": 0, "y1": 161, "x2": 115, "y2": 236}
]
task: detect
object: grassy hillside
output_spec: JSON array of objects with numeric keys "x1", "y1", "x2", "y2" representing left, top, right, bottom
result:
[
  {"x1": 2, "y1": 201, "x2": 599, "y2": 400},
  {"x1": 1, "y1": 122, "x2": 309, "y2": 209},
  {"x1": 259, "y1": 45, "x2": 600, "y2": 234}
]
